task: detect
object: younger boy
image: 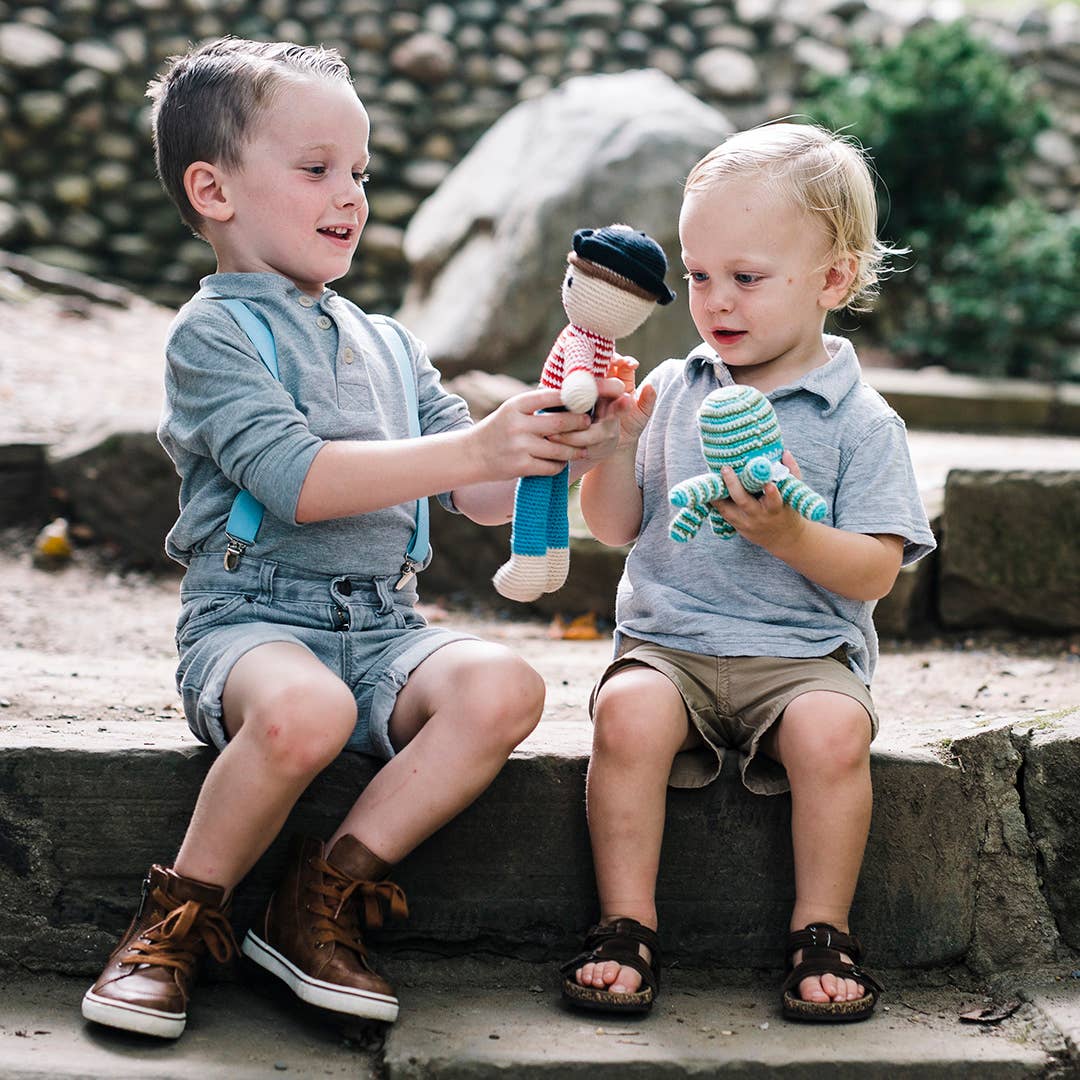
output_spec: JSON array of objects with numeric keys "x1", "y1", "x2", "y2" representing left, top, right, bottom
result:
[
  {"x1": 562, "y1": 123, "x2": 935, "y2": 1022},
  {"x1": 82, "y1": 38, "x2": 628, "y2": 1038}
]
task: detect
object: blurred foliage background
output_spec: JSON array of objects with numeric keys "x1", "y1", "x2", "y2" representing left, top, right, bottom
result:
[{"x1": 803, "y1": 21, "x2": 1080, "y2": 381}]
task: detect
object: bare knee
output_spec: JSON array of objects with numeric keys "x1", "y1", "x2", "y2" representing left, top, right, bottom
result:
[
  {"x1": 241, "y1": 678, "x2": 357, "y2": 779},
  {"x1": 453, "y1": 646, "x2": 545, "y2": 750},
  {"x1": 592, "y1": 668, "x2": 687, "y2": 762},
  {"x1": 779, "y1": 693, "x2": 871, "y2": 779}
]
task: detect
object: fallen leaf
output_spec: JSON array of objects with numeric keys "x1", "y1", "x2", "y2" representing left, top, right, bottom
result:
[
  {"x1": 548, "y1": 612, "x2": 601, "y2": 640},
  {"x1": 958, "y1": 999, "x2": 1021, "y2": 1024}
]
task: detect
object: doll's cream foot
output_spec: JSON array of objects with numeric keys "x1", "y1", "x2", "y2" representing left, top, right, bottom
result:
[
  {"x1": 545, "y1": 548, "x2": 569, "y2": 592},
  {"x1": 493, "y1": 554, "x2": 547, "y2": 602},
  {"x1": 560, "y1": 370, "x2": 598, "y2": 414}
]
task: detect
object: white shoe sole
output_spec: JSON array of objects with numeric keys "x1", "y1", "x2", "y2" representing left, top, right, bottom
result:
[
  {"x1": 242, "y1": 931, "x2": 399, "y2": 1023},
  {"x1": 81, "y1": 988, "x2": 186, "y2": 1039}
]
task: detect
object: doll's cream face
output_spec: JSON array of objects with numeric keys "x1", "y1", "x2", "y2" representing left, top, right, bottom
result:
[{"x1": 561, "y1": 266, "x2": 656, "y2": 339}]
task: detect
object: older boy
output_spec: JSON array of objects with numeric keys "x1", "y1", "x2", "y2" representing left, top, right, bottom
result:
[{"x1": 82, "y1": 38, "x2": 627, "y2": 1038}]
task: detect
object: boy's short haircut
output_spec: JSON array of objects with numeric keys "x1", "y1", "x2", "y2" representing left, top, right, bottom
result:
[
  {"x1": 685, "y1": 122, "x2": 900, "y2": 311},
  {"x1": 147, "y1": 37, "x2": 354, "y2": 235}
]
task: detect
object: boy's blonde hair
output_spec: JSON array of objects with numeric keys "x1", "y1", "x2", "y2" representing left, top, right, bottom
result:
[
  {"x1": 685, "y1": 122, "x2": 898, "y2": 311},
  {"x1": 147, "y1": 37, "x2": 354, "y2": 235}
]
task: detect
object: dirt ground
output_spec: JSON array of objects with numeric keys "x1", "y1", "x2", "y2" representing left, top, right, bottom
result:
[
  {"x1": 1, "y1": 535, "x2": 1077, "y2": 756},
  {"x1": 0, "y1": 286, "x2": 1077, "y2": 751}
]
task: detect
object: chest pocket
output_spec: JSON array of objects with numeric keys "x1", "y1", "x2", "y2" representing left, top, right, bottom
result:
[
  {"x1": 337, "y1": 346, "x2": 373, "y2": 412},
  {"x1": 785, "y1": 437, "x2": 840, "y2": 522}
]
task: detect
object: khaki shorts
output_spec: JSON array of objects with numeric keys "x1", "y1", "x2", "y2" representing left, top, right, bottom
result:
[{"x1": 589, "y1": 636, "x2": 878, "y2": 795}]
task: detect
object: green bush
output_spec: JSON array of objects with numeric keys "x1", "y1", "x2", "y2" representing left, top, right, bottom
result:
[
  {"x1": 802, "y1": 21, "x2": 1076, "y2": 380},
  {"x1": 894, "y1": 201, "x2": 1080, "y2": 380}
]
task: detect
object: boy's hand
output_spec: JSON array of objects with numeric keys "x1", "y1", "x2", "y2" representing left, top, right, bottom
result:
[
  {"x1": 550, "y1": 375, "x2": 631, "y2": 467},
  {"x1": 712, "y1": 450, "x2": 807, "y2": 551},
  {"x1": 469, "y1": 388, "x2": 591, "y2": 480},
  {"x1": 599, "y1": 353, "x2": 655, "y2": 448}
]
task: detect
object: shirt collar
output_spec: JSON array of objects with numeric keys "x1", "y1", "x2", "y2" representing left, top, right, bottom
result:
[
  {"x1": 198, "y1": 271, "x2": 337, "y2": 305},
  {"x1": 683, "y1": 334, "x2": 860, "y2": 415}
]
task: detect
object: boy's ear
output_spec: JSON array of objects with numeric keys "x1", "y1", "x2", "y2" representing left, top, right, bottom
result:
[
  {"x1": 820, "y1": 254, "x2": 858, "y2": 309},
  {"x1": 184, "y1": 161, "x2": 233, "y2": 223}
]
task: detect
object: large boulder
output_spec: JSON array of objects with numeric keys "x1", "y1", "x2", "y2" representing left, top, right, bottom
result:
[
  {"x1": 939, "y1": 470, "x2": 1080, "y2": 631},
  {"x1": 396, "y1": 69, "x2": 732, "y2": 382}
]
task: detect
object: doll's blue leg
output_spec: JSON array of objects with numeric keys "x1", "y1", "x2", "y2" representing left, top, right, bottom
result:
[
  {"x1": 544, "y1": 465, "x2": 570, "y2": 592},
  {"x1": 493, "y1": 474, "x2": 552, "y2": 602},
  {"x1": 670, "y1": 504, "x2": 707, "y2": 543}
]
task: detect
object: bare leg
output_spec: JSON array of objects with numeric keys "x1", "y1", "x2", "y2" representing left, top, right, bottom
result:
[
  {"x1": 574, "y1": 666, "x2": 697, "y2": 995},
  {"x1": 173, "y1": 642, "x2": 359, "y2": 889},
  {"x1": 326, "y1": 640, "x2": 544, "y2": 860},
  {"x1": 761, "y1": 690, "x2": 873, "y2": 1003}
]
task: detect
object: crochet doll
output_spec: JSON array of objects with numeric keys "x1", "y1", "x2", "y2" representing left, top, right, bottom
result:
[
  {"x1": 669, "y1": 384, "x2": 828, "y2": 542},
  {"x1": 493, "y1": 225, "x2": 675, "y2": 603}
]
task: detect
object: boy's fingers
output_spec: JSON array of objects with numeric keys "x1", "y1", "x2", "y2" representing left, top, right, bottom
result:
[
  {"x1": 636, "y1": 383, "x2": 657, "y2": 416},
  {"x1": 781, "y1": 450, "x2": 803, "y2": 479},
  {"x1": 513, "y1": 387, "x2": 570, "y2": 413},
  {"x1": 594, "y1": 376, "x2": 631, "y2": 400}
]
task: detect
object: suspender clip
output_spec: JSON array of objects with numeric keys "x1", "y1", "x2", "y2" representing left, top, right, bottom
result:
[
  {"x1": 394, "y1": 557, "x2": 421, "y2": 591},
  {"x1": 224, "y1": 536, "x2": 247, "y2": 572}
]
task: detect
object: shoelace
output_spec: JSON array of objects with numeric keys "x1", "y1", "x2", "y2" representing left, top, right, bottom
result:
[
  {"x1": 120, "y1": 888, "x2": 238, "y2": 973},
  {"x1": 308, "y1": 857, "x2": 409, "y2": 959}
]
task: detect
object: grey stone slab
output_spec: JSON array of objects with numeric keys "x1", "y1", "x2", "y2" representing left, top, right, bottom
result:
[
  {"x1": 0, "y1": 973, "x2": 378, "y2": 1079},
  {"x1": 384, "y1": 964, "x2": 1052, "y2": 1079},
  {"x1": 864, "y1": 369, "x2": 1080, "y2": 436},
  {"x1": 0, "y1": 964, "x2": 1066, "y2": 1080},
  {"x1": 939, "y1": 470, "x2": 1080, "y2": 632},
  {"x1": 0, "y1": 733, "x2": 978, "y2": 975},
  {"x1": 1016, "y1": 714, "x2": 1080, "y2": 952}
]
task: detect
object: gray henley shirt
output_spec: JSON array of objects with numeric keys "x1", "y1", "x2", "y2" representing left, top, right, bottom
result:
[{"x1": 158, "y1": 272, "x2": 472, "y2": 576}]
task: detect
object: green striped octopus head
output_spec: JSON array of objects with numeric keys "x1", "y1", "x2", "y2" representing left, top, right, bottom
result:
[{"x1": 699, "y1": 385, "x2": 784, "y2": 471}]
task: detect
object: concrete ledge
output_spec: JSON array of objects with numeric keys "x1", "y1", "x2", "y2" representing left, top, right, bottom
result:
[
  {"x1": 6, "y1": 713, "x2": 1079, "y2": 978},
  {"x1": 865, "y1": 368, "x2": 1080, "y2": 435}
]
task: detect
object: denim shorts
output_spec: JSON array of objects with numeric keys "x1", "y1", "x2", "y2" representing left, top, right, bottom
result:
[
  {"x1": 174, "y1": 553, "x2": 476, "y2": 757},
  {"x1": 590, "y1": 636, "x2": 878, "y2": 796}
]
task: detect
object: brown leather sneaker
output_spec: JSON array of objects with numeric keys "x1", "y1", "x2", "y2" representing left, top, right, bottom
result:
[
  {"x1": 81, "y1": 865, "x2": 236, "y2": 1039},
  {"x1": 242, "y1": 834, "x2": 407, "y2": 1022}
]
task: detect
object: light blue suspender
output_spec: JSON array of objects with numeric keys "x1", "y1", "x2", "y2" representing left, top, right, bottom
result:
[{"x1": 216, "y1": 298, "x2": 430, "y2": 588}]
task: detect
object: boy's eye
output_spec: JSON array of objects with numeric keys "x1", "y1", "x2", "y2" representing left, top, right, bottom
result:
[
  {"x1": 734, "y1": 273, "x2": 760, "y2": 286},
  {"x1": 353, "y1": 171, "x2": 371, "y2": 184},
  {"x1": 683, "y1": 271, "x2": 708, "y2": 284},
  {"x1": 305, "y1": 166, "x2": 326, "y2": 176}
]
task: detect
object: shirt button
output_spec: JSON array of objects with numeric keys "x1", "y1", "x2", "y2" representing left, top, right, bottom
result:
[
  {"x1": 343, "y1": 347, "x2": 354, "y2": 364},
  {"x1": 298, "y1": 295, "x2": 315, "y2": 307},
  {"x1": 316, "y1": 315, "x2": 332, "y2": 330}
]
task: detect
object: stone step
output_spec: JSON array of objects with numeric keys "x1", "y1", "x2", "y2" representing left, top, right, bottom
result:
[
  {"x1": 3, "y1": 709, "x2": 1079, "y2": 980},
  {"x1": 1, "y1": 962, "x2": 1074, "y2": 1079}
]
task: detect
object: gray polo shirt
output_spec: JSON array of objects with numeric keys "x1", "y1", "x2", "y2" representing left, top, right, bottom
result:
[
  {"x1": 158, "y1": 272, "x2": 471, "y2": 576},
  {"x1": 618, "y1": 335, "x2": 936, "y2": 683}
]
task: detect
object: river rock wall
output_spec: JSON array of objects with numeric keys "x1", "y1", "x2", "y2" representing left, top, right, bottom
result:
[{"x1": 1, "y1": 0, "x2": 1077, "y2": 312}]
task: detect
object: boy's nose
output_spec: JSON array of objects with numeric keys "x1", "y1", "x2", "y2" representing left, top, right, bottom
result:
[{"x1": 705, "y1": 286, "x2": 734, "y2": 315}]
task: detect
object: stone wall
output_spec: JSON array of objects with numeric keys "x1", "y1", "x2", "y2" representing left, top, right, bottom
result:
[{"x1": 0, "y1": 0, "x2": 1077, "y2": 313}]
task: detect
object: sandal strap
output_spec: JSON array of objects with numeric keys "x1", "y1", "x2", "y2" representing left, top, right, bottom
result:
[
  {"x1": 785, "y1": 922, "x2": 862, "y2": 963},
  {"x1": 559, "y1": 917, "x2": 662, "y2": 992},
  {"x1": 782, "y1": 956, "x2": 884, "y2": 997}
]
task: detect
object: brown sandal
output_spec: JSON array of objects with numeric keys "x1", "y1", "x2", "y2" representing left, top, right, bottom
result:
[
  {"x1": 782, "y1": 923, "x2": 883, "y2": 1022},
  {"x1": 560, "y1": 918, "x2": 661, "y2": 1014}
]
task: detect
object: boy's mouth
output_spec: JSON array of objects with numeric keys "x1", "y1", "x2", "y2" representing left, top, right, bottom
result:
[
  {"x1": 318, "y1": 226, "x2": 354, "y2": 242},
  {"x1": 713, "y1": 328, "x2": 746, "y2": 343}
]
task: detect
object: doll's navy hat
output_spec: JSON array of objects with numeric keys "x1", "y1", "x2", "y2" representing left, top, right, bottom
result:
[{"x1": 572, "y1": 225, "x2": 676, "y2": 305}]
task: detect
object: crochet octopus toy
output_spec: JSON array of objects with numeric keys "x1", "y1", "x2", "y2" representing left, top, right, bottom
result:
[
  {"x1": 493, "y1": 225, "x2": 675, "y2": 602},
  {"x1": 669, "y1": 384, "x2": 828, "y2": 542}
]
